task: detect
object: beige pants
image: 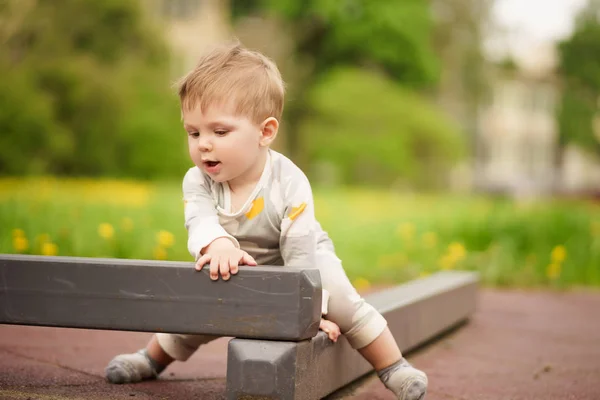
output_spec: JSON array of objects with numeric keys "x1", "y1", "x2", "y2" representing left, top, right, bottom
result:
[{"x1": 157, "y1": 251, "x2": 387, "y2": 361}]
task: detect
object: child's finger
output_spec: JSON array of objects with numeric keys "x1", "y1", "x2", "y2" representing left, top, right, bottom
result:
[
  {"x1": 242, "y1": 252, "x2": 257, "y2": 266},
  {"x1": 331, "y1": 328, "x2": 340, "y2": 342},
  {"x1": 209, "y1": 257, "x2": 220, "y2": 280},
  {"x1": 325, "y1": 326, "x2": 337, "y2": 342},
  {"x1": 220, "y1": 257, "x2": 231, "y2": 281},
  {"x1": 195, "y1": 254, "x2": 210, "y2": 271},
  {"x1": 229, "y1": 257, "x2": 240, "y2": 275}
]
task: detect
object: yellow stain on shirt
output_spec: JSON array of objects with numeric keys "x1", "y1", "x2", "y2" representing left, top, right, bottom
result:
[
  {"x1": 245, "y1": 197, "x2": 264, "y2": 220},
  {"x1": 288, "y1": 202, "x2": 306, "y2": 221}
]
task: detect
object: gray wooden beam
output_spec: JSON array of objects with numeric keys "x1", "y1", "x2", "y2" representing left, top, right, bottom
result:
[
  {"x1": 0, "y1": 254, "x2": 321, "y2": 340},
  {"x1": 226, "y1": 271, "x2": 479, "y2": 400}
]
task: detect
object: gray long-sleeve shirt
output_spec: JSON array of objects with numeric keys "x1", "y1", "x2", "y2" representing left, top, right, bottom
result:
[{"x1": 183, "y1": 149, "x2": 335, "y2": 269}]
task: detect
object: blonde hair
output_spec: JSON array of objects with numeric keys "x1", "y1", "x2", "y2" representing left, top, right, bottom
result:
[{"x1": 177, "y1": 42, "x2": 285, "y2": 124}]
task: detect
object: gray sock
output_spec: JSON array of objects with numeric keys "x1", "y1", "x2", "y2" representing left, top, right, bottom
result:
[
  {"x1": 105, "y1": 349, "x2": 165, "y2": 384},
  {"x1": 378, "y1": 358, "x2": 428, "y2": 400}
]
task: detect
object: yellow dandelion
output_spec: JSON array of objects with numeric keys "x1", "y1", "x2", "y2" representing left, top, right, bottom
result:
[
  {"x1": 13, "y1": 236, "x2": 29, "y2": 253},
  {"x1": 153, "y1": 246, "x2": 168, "y2": 260},
  {"x1": 546, "y1": 262, "x2": 561, "y2": 280},
  {"x1": 12, "y1": 228, "x2": 25, "y2": 239},
  {"x1": 98, "y1": 223, "x2": 114, "y2": 240},
  {"x1": 41, "y1": 242, "x2": 58, "y2": 256},
  {"x1": 377, "y1": 254, "x2": 392, "y2": 268},
  {"x1": 395, "y1": 253, "x2": 408, "y2": 265},
  {"x1": 377, "y1": 253, "x2": 407, "y2": 269},
  {"x1": 157, "y1": 230, "x2": 175, "y2": 248},
  {"x1": 121, "y1": 217, "x2": 134, "y2": 232},
  {"x1": 421, "y1": 232, "x2": 437, "y2": 249},
  {"x1": 551, "y1": 246, "x2": 567, "y2": 264},
  {"x1": 447, "y1": 242, "x2": 467, "y2": 261},
  {"x1": 592, "y1": 221, "x2": 600, "y2": 237},
  {"x1": 353, "y1": 277, "x2": 371, "y2": 291},
  {"x1": 438, "y1": 254, "x2": 455, "y2": 270},
  {"x1": 397, "y1": 222, "x2": 415, "y2": 242}
]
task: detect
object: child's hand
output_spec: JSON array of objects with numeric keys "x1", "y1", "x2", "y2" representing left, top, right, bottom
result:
[
  {"x1": 196, "y1": 238, "x2": 257, "y2": 281},
  {"x1": 319, "y1": 319, "x2": 341, "y2": 343}
]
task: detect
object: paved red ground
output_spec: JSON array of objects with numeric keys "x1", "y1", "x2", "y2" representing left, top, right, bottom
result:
[{"x1": 1, "y1": 289, "x2": 599, "y2": 400}]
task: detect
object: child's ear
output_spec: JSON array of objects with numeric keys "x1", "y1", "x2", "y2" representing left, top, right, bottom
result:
[{"x1": 260, "y1": 117, "x2": 279, "y2": 147}]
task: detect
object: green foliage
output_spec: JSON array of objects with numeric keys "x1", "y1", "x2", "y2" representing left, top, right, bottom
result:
[
  {"x1": 264, "y1": 0, "x2": 438, "y2": 85},
  {"x1": 231, "y1": 0, "x2": 440, "y2": 164},
  {"x1": 233, "y1": 0, "x2": 437, "y2": 84},
  {"x1": 119, "y1": 70, "x2": 189, "y2": 180},
  {"x1": 2, "y1": 178, "x2": 599, "y2": 288},
  {"x1": 557, "y1": 14, "x2": 600, "y2": 154},
  {"x1": 0, "y1": 0, "x2": 188, "y2": 178},
  {"x1": 301, "y1": 68, "x2": 465, "y2": 188},
  {"x1": 558, "y1": 88, "x2": 599, "y2": 151},
  {"x1": 0, "y1": 63, "x2": 66, "y2": 174}
]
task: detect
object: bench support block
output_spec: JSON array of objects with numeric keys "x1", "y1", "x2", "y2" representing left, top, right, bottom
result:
[{"x1": 226, "y1": 271, "x2": 479, "y2": 400}]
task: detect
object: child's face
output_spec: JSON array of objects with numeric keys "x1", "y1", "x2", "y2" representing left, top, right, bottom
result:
[{"x1": 183, "y1": 104, "x2": 268, "y2": 185}]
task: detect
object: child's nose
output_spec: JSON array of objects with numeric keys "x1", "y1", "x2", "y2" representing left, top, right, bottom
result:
[{"x1": 198, "y1": 136, "x2": 212, "y2": 152}]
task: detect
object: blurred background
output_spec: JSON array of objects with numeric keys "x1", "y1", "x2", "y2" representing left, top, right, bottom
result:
[{"x1": 1, "y1": 0, "x2": 599, "y2": 288}]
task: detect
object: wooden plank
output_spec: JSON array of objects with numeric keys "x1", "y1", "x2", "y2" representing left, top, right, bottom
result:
[{"x1": 0, "y1": 254, "x2": 321, "y2": 341}]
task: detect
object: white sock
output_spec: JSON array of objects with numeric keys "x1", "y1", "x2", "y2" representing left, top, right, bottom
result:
[
  {"x1": 105, "y1": 349, "x2": 163, "y2": 384},
  {"x1": 378, "y1": 358, "x2": 428, "y2": 400}
]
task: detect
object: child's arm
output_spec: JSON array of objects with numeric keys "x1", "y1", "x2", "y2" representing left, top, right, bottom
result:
[
  {"x1": 280, "y1": 169, "x2": 342, "y2": 341},
  {"x1": 279, "y1": 173, "x2": 317, "y2": 268},
  {"x1": 183, "y1": 169, "x2": 256, "y2": 280},
  {"x1": 279, "y1": 171, "x2": 332, "y2": 309}
]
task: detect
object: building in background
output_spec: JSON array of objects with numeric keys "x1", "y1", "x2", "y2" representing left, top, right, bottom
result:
[
  {"x1": 476, "y1": 43, "x2": 559, "y2": 196},
  {"x1": 140, "y1": 0, "x2": 231, "y2": 77},
  {"x1": 434, "y1": 0, "x2": 599, "y2": 196},
  {"x1": 476, "y1": 41, "x2": 600, "y2": 197}
]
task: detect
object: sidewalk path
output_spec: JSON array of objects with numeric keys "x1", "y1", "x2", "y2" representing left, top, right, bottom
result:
[{"x1": 1, "y1": 289, "x2": 599, "y2": 400}]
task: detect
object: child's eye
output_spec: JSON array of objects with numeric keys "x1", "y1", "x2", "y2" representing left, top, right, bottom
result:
[
  {"x1": 188, "y1": 132, "x2": 199, "y2": 138},
  {"x1": 215, "y1": 130, "x2": 228, "y2": 136}
]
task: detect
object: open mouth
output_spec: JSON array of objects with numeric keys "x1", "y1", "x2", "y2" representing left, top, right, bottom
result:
[{"x1": 203, "y1": 161, "x2": 221, "y2": 172}]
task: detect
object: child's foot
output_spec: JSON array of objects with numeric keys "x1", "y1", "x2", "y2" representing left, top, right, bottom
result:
[
  {"x1": 378, "y1": 358, "x2": 428, "y2": 400},
  {"x1": 105, "y1": 349, "x2": 164, "y2": 384}
]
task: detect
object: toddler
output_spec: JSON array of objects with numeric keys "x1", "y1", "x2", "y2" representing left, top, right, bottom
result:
[{"x1": 105, "y1": 43, "x2": 427, "y2": 400}]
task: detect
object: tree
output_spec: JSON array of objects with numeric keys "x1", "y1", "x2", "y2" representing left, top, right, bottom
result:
[
  {"x1": 231, "y1": 0, "x2": 439, "y2": 163},
  {"x1": 430, "y1": 0, "x2": 494, "y2": 170},
  {"x1": 557, "y1": 0, "x2": 600, "y2": 156},
  {"x1": 301, "y1": 67, "x2": 464, "y2": 188},
  {"x1": 0, "y1": 0, "x2": 186, "y2": 178}
]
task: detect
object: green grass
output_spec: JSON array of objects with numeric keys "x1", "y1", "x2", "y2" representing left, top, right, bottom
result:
[{"x1": 1, "y1": 178, "x2": 599, "y2": 288}]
